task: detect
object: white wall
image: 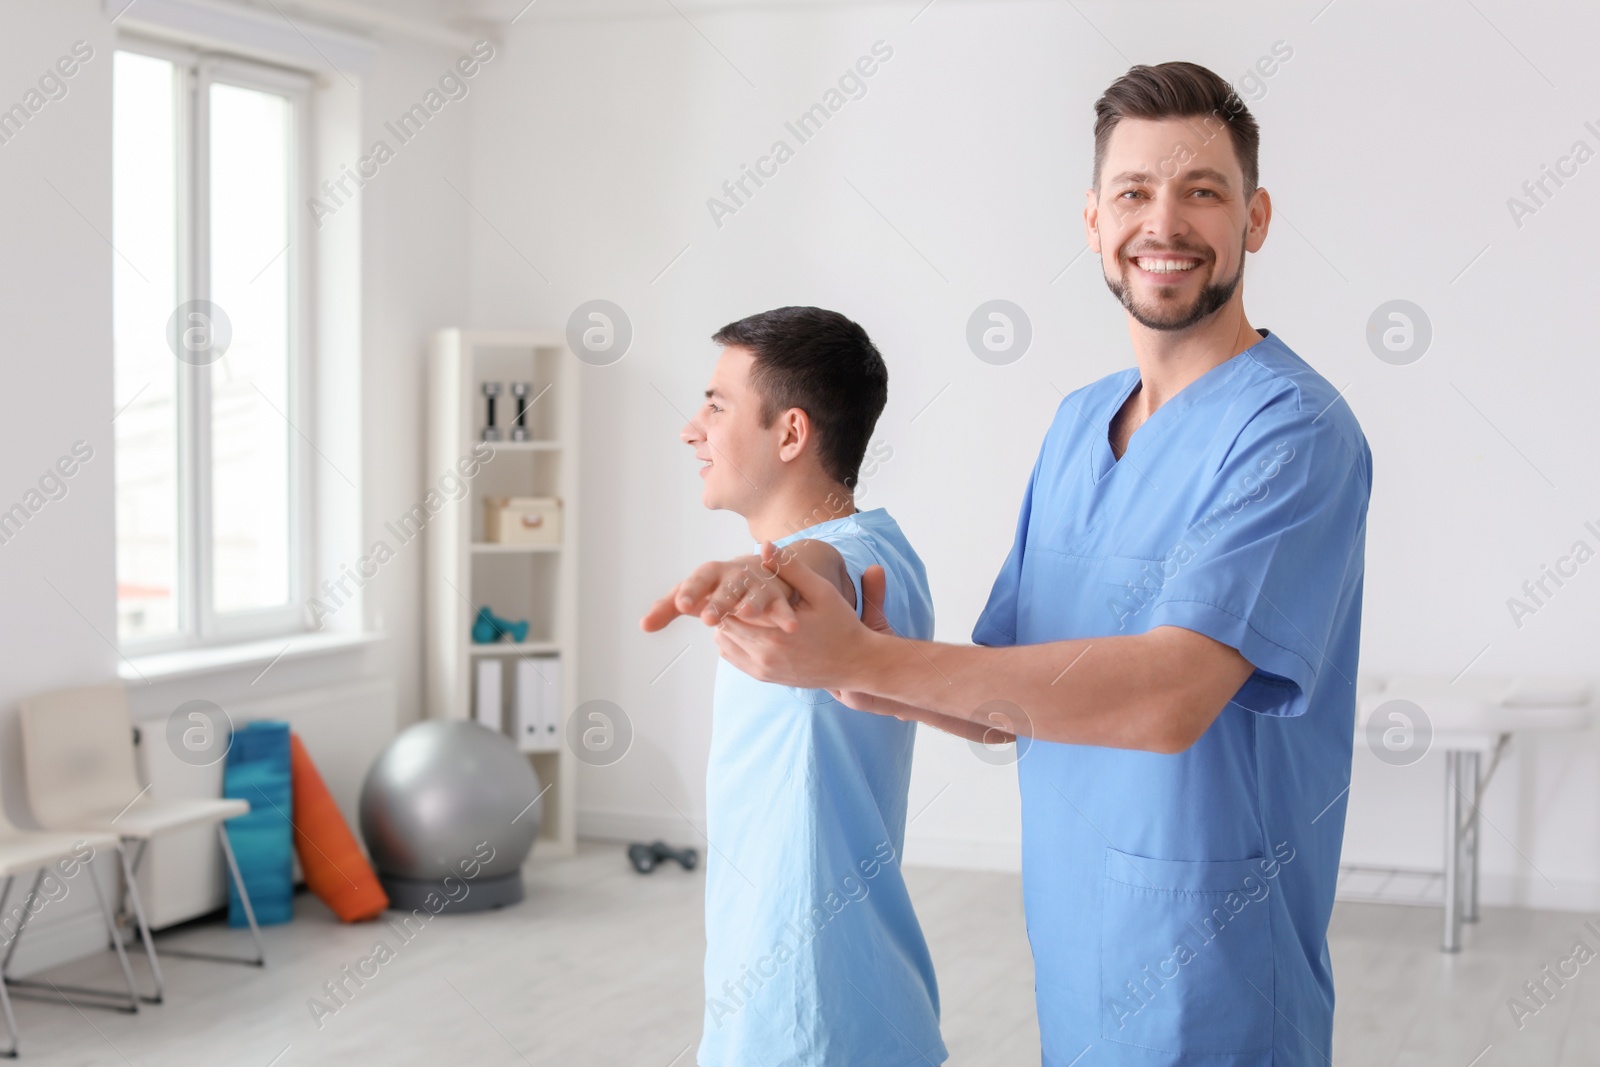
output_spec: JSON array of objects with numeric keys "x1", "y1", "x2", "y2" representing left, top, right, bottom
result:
[
  {"x1": 350, "y1": 30, "x2": 476, "y2": 730},
  {"x1": 0, "y1": 0, "x2": 121, "y2": 814},
  {"x1": 461, "y1": 0, "x2": 1600, "y2": 907},
  {"x1": 5, "y1": 0, "x2": 1598, "y2": 956}
]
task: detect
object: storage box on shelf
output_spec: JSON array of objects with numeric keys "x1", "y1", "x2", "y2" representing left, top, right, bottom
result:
[
  {"x1": 484, "y1": 496, "x2": 563, "y2": 545},
  {"x1": 426, "y1": 330, "x2": 579, "y2": 857}
]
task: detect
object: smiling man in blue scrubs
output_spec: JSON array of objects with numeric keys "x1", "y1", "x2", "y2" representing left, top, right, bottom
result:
[{"x1": 707, "y1": 61, "x2": 1372, "y2": 1065}]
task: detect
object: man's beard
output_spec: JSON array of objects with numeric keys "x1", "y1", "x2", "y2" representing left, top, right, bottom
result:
[{"x1": 1103, "y1": 231, "x2": 1246, "y2": 332}]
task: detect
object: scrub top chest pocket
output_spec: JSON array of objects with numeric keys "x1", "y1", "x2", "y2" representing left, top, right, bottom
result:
[
  {"x1": 1099, "y1": 847, "x2": 1275, "y2": 1057},
  {"x1": 1017, "y1": 551, "x2": 1171, "y2": 643}
]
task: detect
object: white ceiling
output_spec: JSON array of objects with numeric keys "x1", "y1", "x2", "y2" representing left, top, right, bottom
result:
[{"x1": 257, "y1": 0, "x2": 895, "y2": 40}]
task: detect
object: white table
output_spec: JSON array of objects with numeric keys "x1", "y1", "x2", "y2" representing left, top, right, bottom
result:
[{"x1": 1354, "y1": 676, "x2": 1593, "y2": 952}]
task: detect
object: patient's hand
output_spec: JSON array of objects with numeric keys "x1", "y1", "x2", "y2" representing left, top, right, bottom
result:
[{"x1": 639, "y1": 543, "x2": 800, "y2": 633}]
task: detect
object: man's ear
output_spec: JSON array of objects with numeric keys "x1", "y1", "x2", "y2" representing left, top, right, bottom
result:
[
  {"x1": 1084, "y1": 187, "x2": 1102, "y2": 255},
  {"x1": 777, "y1": 407, "x2": 810, "y2": 463},
  {"x1": 1244, "y1": 186, "x2": 1271, "y2": 254}
]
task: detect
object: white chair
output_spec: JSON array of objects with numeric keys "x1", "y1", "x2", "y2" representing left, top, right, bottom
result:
[
  {"x1": 0, "y1": 812, "x2": 140, "y2": 1057},
  {"x1": 17, "y1": 684, "x2": 265, "y2": 1005}
]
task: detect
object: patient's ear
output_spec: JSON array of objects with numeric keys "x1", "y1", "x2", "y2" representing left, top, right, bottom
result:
[{"x1": 777, "y1": 406, "x2": 810, "y2": 462}]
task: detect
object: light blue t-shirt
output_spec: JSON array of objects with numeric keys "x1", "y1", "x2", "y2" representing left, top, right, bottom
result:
[
  {"x1": 973, "y1": 330, "x2": 1371, "y2": 1066},
  {"x1": 700, "y1": 507, "x2": 946, "y2": 1067}
]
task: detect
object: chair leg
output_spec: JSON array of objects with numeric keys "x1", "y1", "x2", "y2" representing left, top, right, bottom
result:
[
  {"x1": 1463, "y1": 751, "x2": 1481, "y2": 923},
  {"x1": 0, "y1": 964, "x2": 18, "y2": 1058},
  {"x1": 0, "y1": 872, "x2": 44, "y2": 977},
  {"x1": 1441, "y1": 751, "x2": 1463, "y2": 953},
  {"x1": 117, "y1": 842, "x2": 165, "y2": 1003},
  {"x1": 88, "y1": 855, "x2": 140, "y2": 1013},
  {"x1": 0, "y1": 856, "x2": 144, "y2": 1015},
  {"x1": 0, "y1": 877, "x2": 16, "y2": 1058},
  {"x1": 216, "y1": 825, "x2": 266, "y2": 967}
]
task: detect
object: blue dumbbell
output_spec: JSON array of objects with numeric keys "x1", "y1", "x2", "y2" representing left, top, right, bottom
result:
[{"x1": 471, "y1": 606, "x2": 529, "y2": 644}]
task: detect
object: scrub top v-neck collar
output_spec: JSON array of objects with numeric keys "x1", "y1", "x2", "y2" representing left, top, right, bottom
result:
[{"x1": 1090, "y1": 327, "x2": 1275, "y2": 484}]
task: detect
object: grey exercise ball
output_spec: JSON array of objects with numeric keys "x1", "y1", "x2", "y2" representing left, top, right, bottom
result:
[{"x1": 359, "y1": 720, "x2": 542, "y2": 913}]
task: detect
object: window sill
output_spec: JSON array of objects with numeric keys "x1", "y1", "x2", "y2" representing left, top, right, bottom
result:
[{"x1": 118, "y1": 630, "x2": 386, "y2": 683}]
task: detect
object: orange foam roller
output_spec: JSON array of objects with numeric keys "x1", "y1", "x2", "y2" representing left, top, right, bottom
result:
[{"x1": 290, "y1": 733, "x2": 389, "y2": 922}]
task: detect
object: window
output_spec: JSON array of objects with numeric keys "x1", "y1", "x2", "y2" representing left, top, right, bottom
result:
[{"x1": 113, "y1": 41, "x2": 313, "y2": 650}]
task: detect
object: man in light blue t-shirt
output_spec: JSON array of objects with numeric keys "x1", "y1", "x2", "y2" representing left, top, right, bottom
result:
[{"x1": 641, "y1": 306, "x2": 946, "y2": 1067}]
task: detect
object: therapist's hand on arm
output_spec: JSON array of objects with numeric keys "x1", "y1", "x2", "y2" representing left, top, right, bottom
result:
[
  {"x1": 712, "y1": 552, "x2": 1256, "y2": 754},
  {"x1": 825, "y1": 566, "x2": 1016, "y2": 746}
]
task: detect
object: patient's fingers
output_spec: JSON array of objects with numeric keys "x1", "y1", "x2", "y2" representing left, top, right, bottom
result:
[
  {"x1": 699, "y1": 559, "x2": 793, "y2": 627},
  {"x1": 674, "y1": 560, "x2": 729, "y2": 613},
  {"x1": 639, "y1": 582, "x2": 686, "y2": 632},
  {"x1": 699, "y1": 569, "x2": 754, "y2": 624}
]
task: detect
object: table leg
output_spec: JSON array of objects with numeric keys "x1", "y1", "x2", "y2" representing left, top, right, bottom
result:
[
  {"x1": 1463, "y1": 751, "x2": 1481, "y2": 924},
  {"x1": 1442, "y1": 750, "x2": 1463, "y2": 953}
]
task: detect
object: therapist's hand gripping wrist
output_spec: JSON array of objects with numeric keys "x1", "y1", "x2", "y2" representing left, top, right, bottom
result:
[{"x1": 713, "y1": 548, "x2": 888, "y2": 692}]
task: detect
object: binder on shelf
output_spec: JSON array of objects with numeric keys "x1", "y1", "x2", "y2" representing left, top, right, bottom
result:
[
  {"x1": 516, "y1": 655, "x2": 561, "y2": 752},
  {"x1": 475, "y1": 659, "x2": 503, "y2": 731},
  {"x1": 539, "y1": 655, "x2": 563, "y2": 748}
]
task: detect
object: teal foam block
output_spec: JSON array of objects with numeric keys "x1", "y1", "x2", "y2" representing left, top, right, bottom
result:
[{"x1": 223, "y1": 720, "x2": 294, "y2": 926}]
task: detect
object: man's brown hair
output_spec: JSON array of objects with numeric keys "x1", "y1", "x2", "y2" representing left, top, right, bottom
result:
[
  {"x1": 1092, "y1": 61, "x2": 1260, "y2": 198},
  {"x1": 711, "y1": 307, "x2": 888, "y2": 491}
]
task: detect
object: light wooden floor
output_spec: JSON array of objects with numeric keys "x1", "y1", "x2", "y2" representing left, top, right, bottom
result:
[{"x1": 5, "y1": 844, "x2": 1597, "y2": 1065}]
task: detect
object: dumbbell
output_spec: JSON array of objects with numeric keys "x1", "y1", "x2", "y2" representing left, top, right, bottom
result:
[
  {"x1": 627, "y1": 840, "x2": 699, "y2": 874},
  {"x1": 482, "y1": 381, "x2": 502, "y2": 441},
  {"x1": 471, "y1": 605, "x2": 528, "y2": 644},
  {"x1": 511, "y1": 381, "x2": 531, "y2": 442}
]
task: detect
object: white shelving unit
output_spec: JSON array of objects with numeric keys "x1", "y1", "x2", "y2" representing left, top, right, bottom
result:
[{"x1": 426, "y1": 330, "x2": 579, "y2": 857}]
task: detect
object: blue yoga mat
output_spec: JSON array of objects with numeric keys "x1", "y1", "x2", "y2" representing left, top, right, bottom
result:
[{"x1": 222, "y1": 720, "x2": 294, "y2": 927}]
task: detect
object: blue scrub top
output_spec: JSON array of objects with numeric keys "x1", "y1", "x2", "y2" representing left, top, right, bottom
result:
[
  {"x1": 973, "y1": 330, "x2": 1371, "y2": 1066},
  {"x1": 701, "y1": 508, "x2": 946, "y2": 1067}
]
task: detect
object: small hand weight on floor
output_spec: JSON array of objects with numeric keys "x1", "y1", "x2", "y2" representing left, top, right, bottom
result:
[{"x1": 627, "y1": 840, "x2": 699, "y2": 874}]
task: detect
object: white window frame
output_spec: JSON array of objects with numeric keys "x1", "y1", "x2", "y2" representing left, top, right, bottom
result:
[{"x1": 116, "y1": 35, "x2": 317, "y2": 655}]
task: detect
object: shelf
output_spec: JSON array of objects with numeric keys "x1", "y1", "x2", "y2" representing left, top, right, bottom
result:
[
  {"x1": 468, "y1": 641, "x2": 561, "y2": 657},
  {"x1": 429, "y1": 327, "x2": 579, "y2": 859},
  {"x1": 484, "y1": 439, "x2": 560, "y2": 452},
  {"x1": 471, "y1": 542, "x2": 560, "y2": 554}
]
